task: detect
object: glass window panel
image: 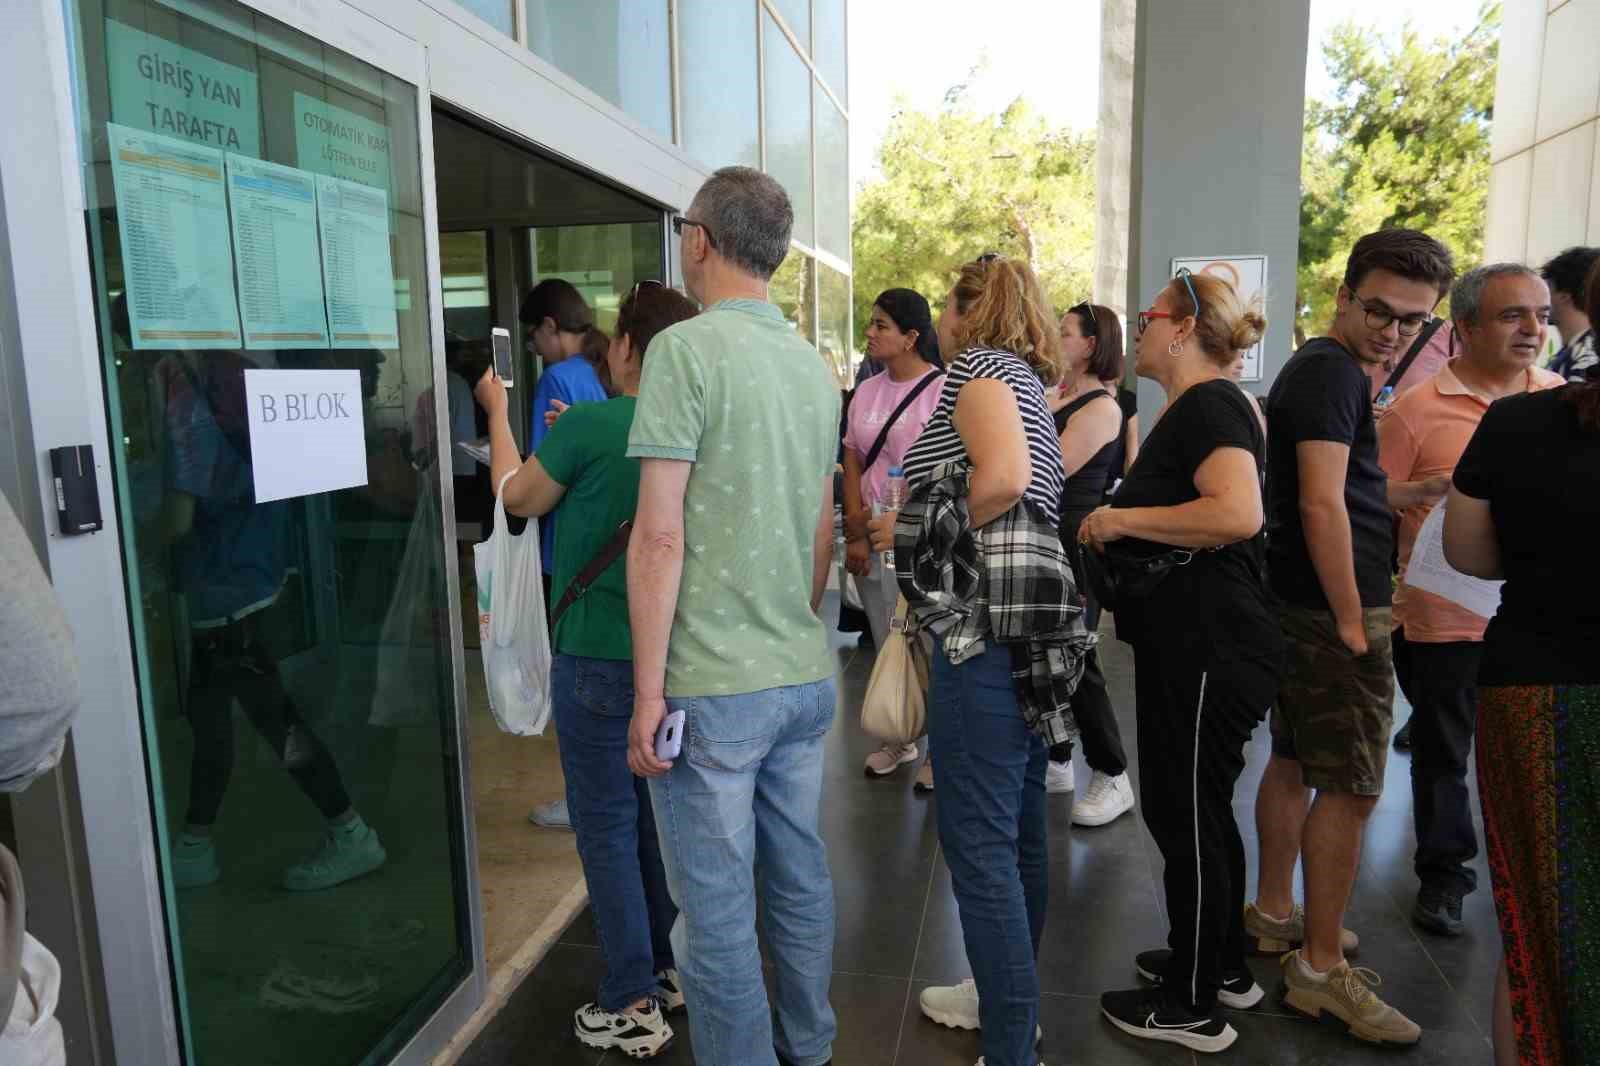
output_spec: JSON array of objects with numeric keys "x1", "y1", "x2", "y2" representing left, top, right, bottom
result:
[
  {"x1": 771, "y1": 249, "x2": 816, "y2": 344},
  {"x1": 66, "y1": 1, "x2": 472, "y2": 1063},
  {"x1": 814, "y1": 84, "x2": 849, "y2": 260},
  {"x1": 763, "y1": 13, "x2": 814, "y2": 247},
  {"x1": 817, "y1": 260, "x2": 852, "y2": 387},
  {"x1": 769, "y1": 0, "x2": 811, "y2": 52},
  {"x1": 441, "y1": 231, "x2": 492, "y2": 340},
  {"x1": 526, "y1": 0, "x2": 672, "y2": 141},
  {"x1": 678, "y1": 0, "x2": 759, "y2": 169},
  {"x1": 449, "y1": 0, "x2": 514, "y2": 37},
  {"x1": 813, "y1": 0, "x2": 847, "y2": 102}
]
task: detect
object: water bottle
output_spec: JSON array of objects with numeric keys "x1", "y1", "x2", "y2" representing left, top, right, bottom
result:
[
  {"x1": 875, "y1": 467, "x2": 909, "y2": 569},
  {"x1": 1375, "y1": 385, "x2": 1396, "y2": 410}
]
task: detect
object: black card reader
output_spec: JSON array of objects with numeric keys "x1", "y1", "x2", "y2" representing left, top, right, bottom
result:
[{"x1": 49, "y1": 444, "x2": 103, "y2": 536}]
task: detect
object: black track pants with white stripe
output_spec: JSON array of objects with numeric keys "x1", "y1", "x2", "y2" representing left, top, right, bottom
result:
[{"x1": 1132, "y1": 643, "x2": 1277, "y2": 1013}]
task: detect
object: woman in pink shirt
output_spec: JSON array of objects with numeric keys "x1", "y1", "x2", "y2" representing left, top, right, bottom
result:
[{"x1": 843, "y1": 289, "x2": 943, "y2": 779}]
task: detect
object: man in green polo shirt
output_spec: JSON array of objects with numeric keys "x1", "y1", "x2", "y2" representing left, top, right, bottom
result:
[{"x1": 625, "y1": 166, "x2": 841, "y2": 1066}]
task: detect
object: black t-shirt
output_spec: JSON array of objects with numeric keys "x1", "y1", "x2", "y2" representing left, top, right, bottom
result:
[
  {"x1": 1265, "y1": 337, "x2": 1393, "y2": 610},
  {"x1": 1453, "y1": 388, "x2": 1600, "y2": 684},
  {"x1": 1110, "y1": 379, "x2": 1281, "y2": 661}
]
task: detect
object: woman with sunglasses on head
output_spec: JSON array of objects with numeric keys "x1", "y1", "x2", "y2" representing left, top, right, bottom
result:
[
  {"x1": 477, "y1": 282, "x2": 699, "y2": 1060},
  {"x1": 872, "y1": 255, "x2": 1069, "y2": 1066},
  {"x1": 1042, "y1": 302, "x2": 1136, "y2": 827},
  {"x1": 845, "y1": 288, "x2": 944, "y2": 783},
  {"x1": 1079, "y1": 272, "x2": 1282, "y2": 1054}
]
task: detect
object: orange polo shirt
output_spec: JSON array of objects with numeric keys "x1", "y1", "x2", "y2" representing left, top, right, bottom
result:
[{"x1": 1378, "y1": 360, "x2": 1566, "y2": 642}]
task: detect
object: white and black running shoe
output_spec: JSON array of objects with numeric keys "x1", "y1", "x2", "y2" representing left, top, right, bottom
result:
[
  {"x1": 1134, "y1": 948, "x2": 1265, "y2": 1009},
  {"x1": 573, "y1": 998, "x2": 674, "y2": 1059},
  {"x1": 654, "y1": 968, "x2": 686, "y2": 1013},
  {"x1": 1101, "y1": 987, "x2": 1238, "y2": 1054}
]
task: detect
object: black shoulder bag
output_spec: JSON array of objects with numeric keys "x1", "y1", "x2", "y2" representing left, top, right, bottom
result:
[
  {"x1": 859, "y1": 370, "x2": 943, "y2": 474},
  {"x1": 550, "y1": 521, "x2": 632, "y2": 628},
  {"x1": 1382, "y1": 317, "x2": 1445, "y2": 394}
]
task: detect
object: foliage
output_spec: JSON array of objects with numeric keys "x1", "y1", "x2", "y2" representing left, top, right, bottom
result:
[
  {"x1": 1297, "y1": 3, "x2": 1500, "y2": 337},
  {"x1": 850, "y1": 79, "x2": 1096, "y2": 350}
]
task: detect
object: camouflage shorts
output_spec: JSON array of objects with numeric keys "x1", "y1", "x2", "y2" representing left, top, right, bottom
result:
[{"x1": 1270, "y1": 605, "x2": 1395, "y2": 796}]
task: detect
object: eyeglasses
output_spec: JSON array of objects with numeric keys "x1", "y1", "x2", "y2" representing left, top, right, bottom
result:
[
  {"x1": 626, "y1": 279, "x2": 666, "y2": 303},
  {"x1": 1174, "y1": 267, "x2": 1201, "y2": 319},
  {"x1": 975, "y1": 252, "x2": 1002, "y2": 264},
  {"x1": 1071, "y1": 301, "x2": 1098, "y2": 334},
  {"x1": 1348, "y1": 291, "x2": 1431, "y2": 337},
  {"x1": 672, "y1": 215, "x2": 718, "y2": 250},
  {"x1": 1137, "y1": 309, "x2": 1173, "y2": 334}
]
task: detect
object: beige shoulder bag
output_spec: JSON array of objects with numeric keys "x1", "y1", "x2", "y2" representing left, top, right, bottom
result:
[{"x1": 860, "y1": 595, "x2": 929, "y2": 745}]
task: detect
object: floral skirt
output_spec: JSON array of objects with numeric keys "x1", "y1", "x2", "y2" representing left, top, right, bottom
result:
[{"x1": 1476, "y1": 682, "x2": 1600, "y2": 1065}]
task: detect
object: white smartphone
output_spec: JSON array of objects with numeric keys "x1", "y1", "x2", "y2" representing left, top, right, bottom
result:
[
  {"x1": 491, "y1": 326, "x2": 514, "y2": 388},
  {"x1": 655, "y1": 709, "x2": 685, "y2": 762}
]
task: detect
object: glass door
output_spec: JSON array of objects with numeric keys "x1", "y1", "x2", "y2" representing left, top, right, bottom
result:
[{"x1": 61, "y1": 0, "x2": 478, "y2": 1063}]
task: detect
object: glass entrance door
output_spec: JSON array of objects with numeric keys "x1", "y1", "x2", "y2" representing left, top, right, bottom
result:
[{"x1": 61, "y1": 1, "x2": 477, "y2": 1063}]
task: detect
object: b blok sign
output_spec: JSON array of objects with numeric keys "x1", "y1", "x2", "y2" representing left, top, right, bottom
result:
[{"x1": 245, "y1": 369, "x2": 368, "y2": 503}]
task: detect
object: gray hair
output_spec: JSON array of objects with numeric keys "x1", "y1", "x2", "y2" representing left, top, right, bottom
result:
[
  {"x1": 688, "y1": 166, "x2": 794, "y2": 280},
  {"x1": 1451, "y1": 262, "x2": 1542, "y2": 323}
]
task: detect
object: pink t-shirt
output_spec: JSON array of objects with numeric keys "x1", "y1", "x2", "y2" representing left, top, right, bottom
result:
[{"x1": 844, "y1": 368, "x2": 943, "y2": 506}]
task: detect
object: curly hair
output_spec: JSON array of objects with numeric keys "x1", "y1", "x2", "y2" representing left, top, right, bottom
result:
[{"x1": 949, "y1": 256, "x2": 1062, "y2": 384}]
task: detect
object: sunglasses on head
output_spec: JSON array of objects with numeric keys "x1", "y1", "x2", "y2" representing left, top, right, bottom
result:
[{"x1": 626, "y1": 279, "x2": 666, "y2": 303}]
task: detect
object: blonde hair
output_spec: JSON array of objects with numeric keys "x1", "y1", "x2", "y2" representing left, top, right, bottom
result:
[
  {"x1": 1165, "y1": 272, "x2": 1267, "y2": 368},
  {"x1": 950, "y1": 257, "x2": 1063, "y2": 385}
]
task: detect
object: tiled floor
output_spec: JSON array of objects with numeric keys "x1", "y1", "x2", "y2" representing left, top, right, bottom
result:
[{"x1": 458, "y1": 606, "x2": 1498, "y2": 1065}]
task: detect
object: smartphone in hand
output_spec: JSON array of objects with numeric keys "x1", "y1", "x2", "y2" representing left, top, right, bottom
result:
[
  {"x1": 655, "y1": 709, "x2": 685, "y2": 762},
  {"x1": 491, "y1": 327, "x2": 514, "y2": 388}
]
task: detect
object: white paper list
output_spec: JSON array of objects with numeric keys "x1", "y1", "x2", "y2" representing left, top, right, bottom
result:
[{"x1": 314, "y1": 174, "x2": 400, "y2": 350}]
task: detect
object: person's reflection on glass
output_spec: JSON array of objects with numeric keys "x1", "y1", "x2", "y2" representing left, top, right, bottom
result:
[{"x1": 153, "y1": 346, "x2": 386, "y2": 892}]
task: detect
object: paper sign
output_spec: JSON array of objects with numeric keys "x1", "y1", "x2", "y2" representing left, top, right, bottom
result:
[
  {"x1": 1404, "y1": 500, "x2": 1503, "y2": 619},
  {"x1": 105, "y1": 18, "x2": 261, "y2": 155},
  {"x1": 1171, "y1": 254, "x2": 1268, "y2": 381},
  {"x1": 108, "y1": 123, "x2": 242, "y2": 349},
  {"x1": 225, "y1": 155, "x2": 331, "y2": 349},
  {"x1": 294, "y1": 93, "x2": 393, "y2": 191},
  {"x1": 245, "y1": 369, "x2": 368, "y2": 503},
  {"x1": 315, "y1": 174, "x2": 400, "y2": 349}
]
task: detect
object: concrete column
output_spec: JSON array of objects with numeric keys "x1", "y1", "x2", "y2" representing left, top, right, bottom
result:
[
  {"x1": 1126, "y1": 0, "x2": 1311, "y2": 425},
  {"x1": 1095, "y1": 0, "x2": 1136, "y2": 320}
]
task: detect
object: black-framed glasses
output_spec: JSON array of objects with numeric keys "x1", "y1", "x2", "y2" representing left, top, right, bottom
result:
[
  {"x1": 1070, "y1": 300, "x2": 1098, "y2": 334},
  {"x1": 975, "y1": 251, "x2": 1002, "y2": 264},
  {"x1": 1174, "y1": 267, "x2": 1201, "y2": 319},
  {"x1": 1348, "y1": 291, "x2": 1431, "y2": 337},
  {"x1": 672, "y1": 215, "x2": 718, "y2": 250}
]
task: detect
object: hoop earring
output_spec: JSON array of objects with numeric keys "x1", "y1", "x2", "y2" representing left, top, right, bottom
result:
[{"x1": 1167, "y1": 340, "x2": 1183, "y2": 357}]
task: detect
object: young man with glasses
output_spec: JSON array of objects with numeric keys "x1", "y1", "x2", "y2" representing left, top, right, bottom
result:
[{"x1": 1251, "y1": 229, "x2": 1455, "y2": 1047}]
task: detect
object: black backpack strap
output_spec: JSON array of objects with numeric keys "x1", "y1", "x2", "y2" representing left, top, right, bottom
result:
[
  {"x1": 860, "y1": 370, "x2": 943, "y2": 473},
  {"x1": 1382, "y1": 317, "x2": 1444, "y2": 392},
  {"x1": 550, "y1": 520, "x2": 632, "y2": 628}
]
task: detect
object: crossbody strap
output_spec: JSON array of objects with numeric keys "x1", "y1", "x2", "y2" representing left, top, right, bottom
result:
[
  {"x1": 550, "y1": 520, "x2": 633, "y2": 628},
  {"x1": 860, "y1": 371, "x2": 943, "y2": 474},
  {"x1": 1382, "y1": 317, "x2": 1444, "y2": 392}
]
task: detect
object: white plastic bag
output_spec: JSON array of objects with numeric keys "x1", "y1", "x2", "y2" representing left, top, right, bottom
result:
[{"x1": 473, "y1": 473, "x2": 551, "y2": 735}]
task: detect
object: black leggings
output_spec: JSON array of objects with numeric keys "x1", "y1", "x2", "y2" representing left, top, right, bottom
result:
[
  {"x1": 1048, "y1": 540, "x2": 1128, "y2": 774},
  {"x1": 184, "y1": 618, "x2": 351, "y2": 827}
]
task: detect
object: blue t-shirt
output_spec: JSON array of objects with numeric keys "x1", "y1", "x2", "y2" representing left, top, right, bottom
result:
[{"x1": 530, "y1": 357, "x2": 608, "y2": 574}]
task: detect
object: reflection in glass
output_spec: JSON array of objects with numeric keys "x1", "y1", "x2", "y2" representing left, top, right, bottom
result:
[
  {"x1": 817, "y1": 261, "x2": 853, "y2": 387},
  {"x1": 769, "y1": 0, "x2": 812, "y2": 52},
  {"x1": 526, "y1": 0, "x2": 673, "y2": 140},
  {"x1": 815, "y1": 85, "x2": 850, "y2": 262},
  {"x1": 771, "y1": 250, "x2": 817, "y2": 344},
  {"x1": 449, "y1": 0, "x2": 514, "y2": 36},
  {"x1": 68, "y1": 1, "x2": 471, "y2": 1063},
  {"x1": 813, "y1": 0, "x2": 848, "y2": 103},
  {"x1": 763, "y1": 12, "x2": 815, "y2": 247},
  {"x1": 678, "y1": 0, "x2": 760, "y2": 169},
  {"x1": 528, "y1": 223, "x2": 663, "y2": 337}
]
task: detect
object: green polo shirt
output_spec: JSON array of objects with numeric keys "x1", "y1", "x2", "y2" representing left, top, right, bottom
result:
[{"x1": 627, "y1": 298, "x2": 841, "y2": 697}]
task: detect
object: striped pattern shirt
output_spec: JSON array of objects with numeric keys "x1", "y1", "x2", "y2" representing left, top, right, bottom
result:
[{"x1": 902, "y1": 348, "x2": 1066, "y2": 525}]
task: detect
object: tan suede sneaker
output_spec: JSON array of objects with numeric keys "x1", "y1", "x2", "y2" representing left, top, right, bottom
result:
[
  {"x1": 1279, "y1": 951, "x2": 1421, "y2": 1046},
  {"x1": 1245, "y1": 901, "x2": 1359, "y2": 956}
]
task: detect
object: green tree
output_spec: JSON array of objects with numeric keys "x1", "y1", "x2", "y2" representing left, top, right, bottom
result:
[
  {"x1": 1297, "y1": 4, "x2": 1500, "y2": 340},
  {"x1": 851, "y1": 82, "x2": 1096, "y2": 352}
]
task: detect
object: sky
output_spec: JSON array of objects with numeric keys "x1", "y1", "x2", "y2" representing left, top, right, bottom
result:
[{"x1": 847, "y1": 0, "x2": 1489, "y2": 187}]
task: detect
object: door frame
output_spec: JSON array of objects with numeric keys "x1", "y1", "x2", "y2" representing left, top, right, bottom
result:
[{"x1": 0, "y1": 0, "x2": 484, "y2": 1062}]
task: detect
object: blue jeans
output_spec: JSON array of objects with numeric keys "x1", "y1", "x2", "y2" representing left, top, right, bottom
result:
[
  {"x1": 551, "y1": 655, "x2": 677, "y2": 1011},
  {"x1": 929, "y1": 640, "x2": 1048, "y2": 1066},
  {"x1": 649, "y1": 679, "x2": 839, "y2": 1066}
]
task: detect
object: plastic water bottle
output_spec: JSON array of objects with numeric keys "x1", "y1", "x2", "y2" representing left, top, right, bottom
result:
[
  {"x1": 1375, "y1": 385, "x2": 1396, "y2": 410},
  {"x1": 876, "y1": 467, "x2": 909, "y2": 569}
]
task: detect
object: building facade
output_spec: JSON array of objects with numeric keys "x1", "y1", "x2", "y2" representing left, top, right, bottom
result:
[{"x1": 0, "y1": 2, "x2": 848, "y2": 1065}]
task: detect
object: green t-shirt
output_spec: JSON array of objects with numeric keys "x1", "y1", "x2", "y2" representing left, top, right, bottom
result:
[
  {"x1": 537, "y1": 396, "x2": 639, "y2": 660},
  {"x1": 627, "y1": 298, "x2": 841, "y2": 697}
]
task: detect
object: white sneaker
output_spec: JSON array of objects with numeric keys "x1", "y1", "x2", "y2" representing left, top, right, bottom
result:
[
  {"x1": 574, "y1": 998, "x2": 673, "y2": 1058},
  {"x1": 864, "y1": 742, "x2": 919, "y2": 777},
  {"x1": 529, "y1": 799, "x2": 574, "y2": 830},
  {"x1": 654, "y1": 968, "x2": 685, "y2": 1013},
  {"x1": 1045, "y1": 760, "x2": 1076, "y2": 794},
  {"x1": 921, "y1": 978, "x2": 981, "y2": 1029},
  {"x1": 1071, "y1": 771, "x2": 1135, "y2": 827}
]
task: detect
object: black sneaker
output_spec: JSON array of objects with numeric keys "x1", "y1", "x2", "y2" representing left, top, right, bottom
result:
[
  {"x1": 775, "y1": 1051, "x2": 830, "y2": 1066},
  {"x1": 574, "y1": 999, "x2": 674, "y2": 1058},
  {"x1": 1134, "y1": 949, "x2": 1265, "y2": 1010},
  {"x1": 1413, "y1": 886, "x2": 1465, "y2": 937},
  {"x1": 1101, "y1": 987, "x2": 1239, "y2": 1053},
  {"x1": 1393, "y1": 718, "x2": 1413, "y2": 751}
]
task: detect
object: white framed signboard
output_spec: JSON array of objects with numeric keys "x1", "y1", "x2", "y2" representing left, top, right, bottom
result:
[{"x1": 1170, "y1": 254, "x2": 1267, "y2": 382}]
